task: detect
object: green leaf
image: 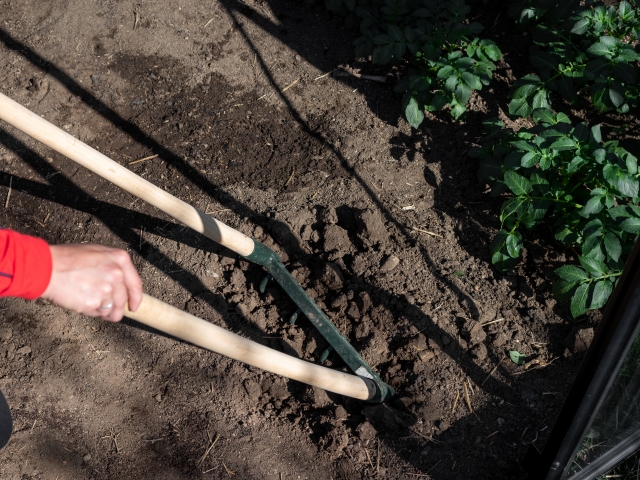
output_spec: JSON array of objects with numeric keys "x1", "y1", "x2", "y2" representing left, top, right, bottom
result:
[
  {"x1": 620, "y1": 217, "x2": 640, "y2": 233},
  {"x1": 461, "y1": 71, "x2": 482, "y2": 90},
  {"x1": 388, "y1": 24, "x2": 403, "y2": 43},
  {"x1": 553, "y1": 279, "x2": 577, "y2": 301},
  {"x1": 509, "y1": 97, "x2": 533, "y2": 117},
  {"x1": 532, "y1": 89, "x2": 551, "y2": 109},
  {"x1": 580, "y1": 196, "x2": 604, "y2": 217},
  {"x1": 431, "y1": 91, "x2": 448, "y2": 110},
  {"x1": 579, "y1": 256, "x2": 608, "y2": 276},
  {"x1": 603, "y1": 164, "x2": 639, "y2": 197},
  {"x1": 550, "y1": 137, "x2": 576, "y2": 151},
  {"x1": 609, "y1": 85, "x2": 625, "y2": 108},
  {"x1": 571, "y1": 18, "x2": 590, "y2": 34},
  {"x1": 604, "y1": 232, "x2": 622, "y2": 262},
  {"x1": 591, "y1": 125, "x2": 602, "y2": 143},
  {"x1": 555, "y1": 265, "x2": 589, "y2": 282},
  {"x1": 445, "y1": 74, "x2": 459, "y2": 93},
  {"x1": 532, "y1": 108, "x2": 555, "y2": 124},
  {"x1": 404, "y1": 97, "x2": 424, "y2": 129},
  {"x1": 571, "y1": 283, "x2": 589, "y2": 318},
  {"x1": 437, "y1": 65, "x2": 455, "y2": 80},
  {"x1": 504, "y1": 171, "x2": 532, "y2": 195},
  {"x1": 521, "y1": 152, "x2": 540, "y2": 167},
  {"x1": 490, "y1": 231, "x2": 520, "y2": 272},
  {"x1": 509, "y1": 350, "x2": 526, "y2": 366},
  {"x1": 587, "y1": 41, "x2": 614, "y2": 58},
  {"x1": 614, "y1": 62, "x2": 636, "y2": 84},
  {"x1": 453, "y1": 270, "x2": 465, "y2": 277},
  {"x1": 506, "y1": 231, "x2": 523, "y2": 258},
  {"x1": 455, "y1": 82, "x2": 471, "y2": 105},
  {"x1": 590, "y1": 279, "x2": 613, "y2": 310}
]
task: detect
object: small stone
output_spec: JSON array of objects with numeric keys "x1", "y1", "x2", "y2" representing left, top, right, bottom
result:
[
  {"x1": 335, "y1": 405, "x2": 348, "y2": 420},
  {"x1": 418, "y1": 350, "x2": 435, "y2": 362},
  {"x1": 497, "y1": 417, "x2": 505, "y2": 426},
  {"x1": 83, "y1": 454, "x2": 92, "y2": 462},
  {"x1": 16, "y1": 346, "x2": 31, "y2": 355},
  {"x1": 155, "y1": 394, "x2": 162, "y2": 402},
  {"x1": 441, "y1": 335, "x2": 451, "y2": 345},
  {"x1": 90, "y1": 74, "x2": 101, "y2": 85},
  {"x1": 380, "y1": 255, "x2": 400, "y2": 273}
]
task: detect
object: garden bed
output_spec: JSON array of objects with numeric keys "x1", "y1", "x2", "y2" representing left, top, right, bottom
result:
[{"x1": 0, "y1": 0, "x2": 630, "y2": 478}]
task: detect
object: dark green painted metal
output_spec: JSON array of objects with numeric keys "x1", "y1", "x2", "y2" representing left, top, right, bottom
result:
[{"x1": 244, "y1": 239, "x2": 394, "y2": 403}]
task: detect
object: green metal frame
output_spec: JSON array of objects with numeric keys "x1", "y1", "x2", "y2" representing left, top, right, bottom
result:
[{"x1": 244, "y1": 240, "x2": 394, "y2": 403}]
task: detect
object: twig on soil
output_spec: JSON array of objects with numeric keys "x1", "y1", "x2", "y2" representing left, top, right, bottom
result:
[
  {"x1": 365, "y1": 448, "x2": 374, "y2": 469},
  {"x1": 482, "y1": 355, "x2": 506, "y2": 386},
  {"x1": 5, "y1": 176, "x2": 12, "y2": 209},
  {"x1": 197, "y1": 433, "x2": 220, "y2": 467},
  {"x1": 451, "y1": 390, "x2": 460, "y2": 413},
  {"x1": 467, "y1": 379, "x2": 475, "y2": 396},
  {"x1": 30, "y1": 420, "x2": 36, "y2": 433},
  {"x1": 144, "y1": 437, "x2": 165, "y2": 444},
  {"x1": 256, "y1": 92, "x2": 273, "y2": 101},
  {"x1": 408, "y1": 428, "x2": 442, "y2": 444},
  {"x1": 333, "y1": 70, "x2": 387, "y2": 83},
  {"x1": 481, "y1": 318, "x2": 505, "y2": 327},
  {"x1": 411, "y1": 227, "x2": 443, "y2": 238},
  {"x1": 284, "y1": 169, "x2": 295, "y2": 187},
  {"x1": 128, "y1": 154, "x2": 158, "y2": 165},
  {"x1": 205, "y1": 208, "x2": 231, "y2": 215},
  {"x1": 281, "y1": 78, "x2": 300, "y2": 93},
  {"x1": 512, "y1": 356, "x2": 559, "y2": 376},
  {"x1": 486, "y1": 430, "x2": 499, "y2": 439},
  {"x1": 204, "y1": 18, "x2": 215, "y2": 28},
  {"x1": 222, "y1": 462, "x2": 235, "y2": 476},
  {"x1": 133, "y1": 10, "x2": 140, "y2": 30},
  {"x1": 463, "y1": 382, "x2": 473, "y2": 413},
  {"x1": 314, "y1": 69, "x2": 339, "y2": 81}
]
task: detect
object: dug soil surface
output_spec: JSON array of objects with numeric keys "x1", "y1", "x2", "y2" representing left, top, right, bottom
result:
[{"x1": 0, "y1": 0, "x2": 612, "y2": 478}]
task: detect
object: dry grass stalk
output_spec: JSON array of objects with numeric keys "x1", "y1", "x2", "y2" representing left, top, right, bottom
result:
[
  {"x1": 197, "y1": 433, "x2": 221, "y2": 467},
  {"x1": 451, "y1": 390, "x2": 460, "y2": 413},
  {"x1": 281, "y1": 77, "x2": 300, "y2": 93},
  {"x1": 129, "y1": 154, "x2": 158, "y2": 165},
  {"x1": 463, "y1": 382, "x2": 473, "y2": 413},
  {"x1": 411, "y1": 226, "x2": 443, "y2": 238},
  {"x1": 5, "y1": 175, "x2": 11, "y2": 209}
]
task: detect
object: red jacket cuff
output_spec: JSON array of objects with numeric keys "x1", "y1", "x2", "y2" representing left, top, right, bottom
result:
[{"x1": 0, "y1": 230, "x2": 53, "y2": 300}]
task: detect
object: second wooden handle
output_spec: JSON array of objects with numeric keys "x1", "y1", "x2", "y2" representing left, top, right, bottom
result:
[
  {"x1": 126, "y1": 294, "x2": 375, "y2": 401},
  {"x1": 0, "y1": 92, "x2": 256, "y2": 256}
]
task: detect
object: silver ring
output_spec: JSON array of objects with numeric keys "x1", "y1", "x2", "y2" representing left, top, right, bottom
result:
[{"x1": 99, "y1": 302, "x2": 114, "y2": 310}]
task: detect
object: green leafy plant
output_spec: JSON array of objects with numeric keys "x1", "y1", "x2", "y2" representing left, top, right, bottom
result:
[
  {"x1": 321, "y1": 0, "x2": 502, "y2": 125},
  {"x1": 470, "y1": 108, "x2": 640, "y2": 317},
  {"x1": 507, "y1": 0, "x2": 640, "y2": 117}
]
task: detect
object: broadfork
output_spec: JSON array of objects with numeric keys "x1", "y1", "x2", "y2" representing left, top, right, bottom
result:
[{"x1": 0, "y1": 92, "x2": 394, "y2": 403}]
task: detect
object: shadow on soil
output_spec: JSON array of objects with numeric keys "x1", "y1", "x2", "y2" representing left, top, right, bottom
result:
[{"x1": 0, "y1": 1, "x2": 575, "y2": 475}]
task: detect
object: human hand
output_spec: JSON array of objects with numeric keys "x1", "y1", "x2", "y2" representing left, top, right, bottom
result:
[{"x1": 41, "y1": 244, "x2": 143, "y2": 322}]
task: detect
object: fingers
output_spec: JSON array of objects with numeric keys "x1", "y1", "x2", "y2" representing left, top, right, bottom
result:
[
  {"x1": 104, "y1": 270, "x2": 128, "y2": 322},
  {"x1": 111, "y1": 250, "x2": 143, "y2": 312},
  {"x1": 43, "y1": 244, "x2": 143, "y2": 323}
]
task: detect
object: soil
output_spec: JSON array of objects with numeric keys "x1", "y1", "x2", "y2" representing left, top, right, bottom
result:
[{"x1": 0, "y1": 0, "x2": 620, "y2": 479}]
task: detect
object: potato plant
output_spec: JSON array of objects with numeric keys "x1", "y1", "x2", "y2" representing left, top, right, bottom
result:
[
  {"x1": 507, "y1": 0, "x2": 640, "y2": 116},
  {"x1": 321, "y1": 0, "x2": 502, "y2": 125},
  {"x1": 470, "y1": 108, "x2": 640, "y2": 317}
]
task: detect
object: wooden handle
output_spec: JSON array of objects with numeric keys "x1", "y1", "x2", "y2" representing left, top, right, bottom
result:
[
  {"x1": 0, "y1": 92, "x2": 255, "y2": 256},
  {"x1": 126, "y1": 294, "x2": 375, "y2": 401}
]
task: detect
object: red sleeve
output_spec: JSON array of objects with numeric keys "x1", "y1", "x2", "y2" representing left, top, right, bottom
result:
[{"x1": 0, "y1": 229, "x2": 53, "y2": 300}]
